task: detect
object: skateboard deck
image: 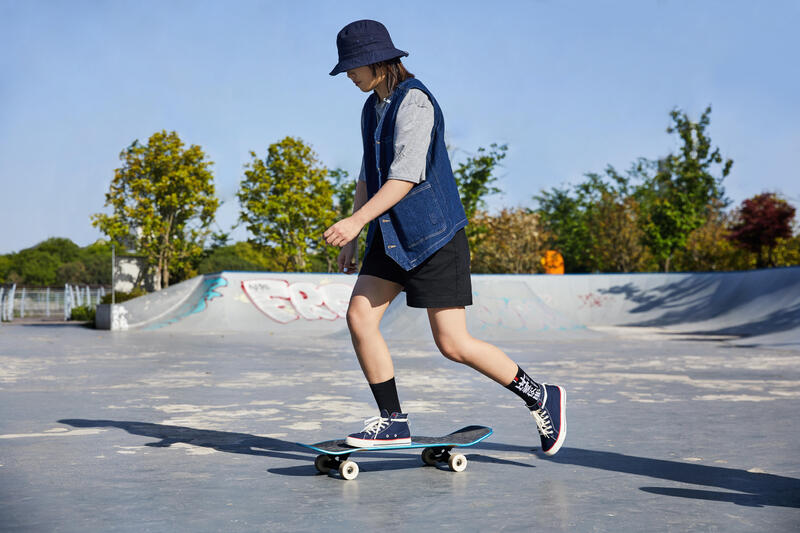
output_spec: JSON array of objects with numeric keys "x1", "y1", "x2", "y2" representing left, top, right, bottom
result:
[{"x1": 298, "y1": 425, "x2": 492, "y2": 480}]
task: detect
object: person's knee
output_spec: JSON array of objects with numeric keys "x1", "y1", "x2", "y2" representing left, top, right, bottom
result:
[
  {"x1": 435, "y1": 334, "x2": 467, "y2": 364},
  {"x1": 346, "y1": 299, "x2": 377, "y2": 336}
]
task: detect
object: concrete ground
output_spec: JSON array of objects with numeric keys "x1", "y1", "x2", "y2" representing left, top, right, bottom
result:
[{"x1": 1, "y1": 322, "x2": 798, "y2": 532}]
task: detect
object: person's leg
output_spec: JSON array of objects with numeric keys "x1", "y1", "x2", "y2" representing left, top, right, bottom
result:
[
  {"x1": 346, "y1": 274, "x2": 403, "y2": 384},
  {"x1": 427, "y1": 307, "x2": 566, "y2": 456},
  {"x1": 344, "y1": 274, "x2": 412, "y2": 446},
  {"x1": 426, "y1": 306, "x2": 518, "y2": 384}
]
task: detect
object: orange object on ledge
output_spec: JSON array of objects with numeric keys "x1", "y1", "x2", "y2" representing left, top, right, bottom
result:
[{"x1": 541, "y1": 250, "x2": 564, "y2": 274}]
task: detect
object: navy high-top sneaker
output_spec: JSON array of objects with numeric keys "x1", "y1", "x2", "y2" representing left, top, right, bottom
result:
[
  {"x1": 529, "y1": 384, "x2": 566, "y2": 456},
  {"x1": 346, "y1": 410, "x2": 411, "y2": 447}
]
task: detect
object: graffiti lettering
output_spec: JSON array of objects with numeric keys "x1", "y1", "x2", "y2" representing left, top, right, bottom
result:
[
  {"x1": 577, "y1": 292, "x2": 614, "y2": 309},
  {"x1": 241, "y1": 279, "x2": 353, "y2": 323}
]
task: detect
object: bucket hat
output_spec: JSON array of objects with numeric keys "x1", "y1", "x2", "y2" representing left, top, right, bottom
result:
[{"x1": 330, "y1": 20, "x2": 408, "y2": 76}]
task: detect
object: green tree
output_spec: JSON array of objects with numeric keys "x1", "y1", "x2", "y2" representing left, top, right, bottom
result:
[
  {"x1": 535, "y1": 184, "x2": 593, "y2": 272},
  {"x1": 453, "y1": 143, "x2": 508, "y2": 220},
  {"x1": 35, "y1": 238, "x2": 82, "y2": 264},
  {"x1": 772, "y1": 236, "x2": 800, "y2": 267},
  {"x1": 78, "y1": 240, "x2": 113, "y2": 285},
  {"x1": 636, "y1": 106, "x2": 733, "y2": 271},
  {"x1": 7, "y1": 249, "x2": 60, "y2": 286},
  {"x1": 237, "y1": 137, "x2": 337, "y2": 272},
  {"x1": 92, "y1": 130, "x2": 219, "y2": 289},
  {"x1": 330, "y1": 168, "x2": 356, "y2": 218},
  {"x1": 671, "y1": 200, "x2": 752, "y2": 271},
  {"x1": 197, "y1": 242, "x2": 278, "y2": 274},
  {"x1": 0, "y1": 255, "x2": 10, "y2": 283},
  {"x1": 56, "y1": 261, "x2": 89, "y2": 285},
  {"x1": 536, "y1": 167, "x2": 653, "y2": 273}
]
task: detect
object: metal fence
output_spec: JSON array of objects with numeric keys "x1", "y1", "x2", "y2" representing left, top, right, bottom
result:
[{"x1": 0, "y1": 284, "x2": 109, "y2": 321}]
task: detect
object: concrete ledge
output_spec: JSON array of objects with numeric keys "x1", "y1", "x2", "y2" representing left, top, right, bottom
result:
[{"x1": 95, "y1": 304, "x2": 129, "y2": 330}]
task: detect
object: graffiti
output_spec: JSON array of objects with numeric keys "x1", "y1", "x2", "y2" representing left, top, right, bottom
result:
[
  {"x1": 473, "y1": 297, "x2": 574, "y2": 331},
  {"x1": 577, "y1": 292, "x2": 615, "y2": 309},
  {"x1": 241, "y1": 279, "x2": 353, "y2": 323},
  {"x1": 145, "y1": 275, "x2": 228, "y2": 330},
  {"x1": 112, "y1": 305, "x2": 129, "y2": 331}
]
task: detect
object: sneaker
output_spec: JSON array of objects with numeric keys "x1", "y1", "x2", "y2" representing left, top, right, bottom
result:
[
  {"x1": 528, "y1": 384, "x2": 566, "y2": 456},
  {"x1": 345, "y1": 410, "x2": 411, "y2": 447}
]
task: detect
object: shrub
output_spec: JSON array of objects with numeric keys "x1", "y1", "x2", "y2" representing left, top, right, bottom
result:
[
  {"x1": 100, "y1": 287, "x2": 147, "y2": 304},
  {"x1": 70, "y1": 305, "x2": 96, "y2": 324}
]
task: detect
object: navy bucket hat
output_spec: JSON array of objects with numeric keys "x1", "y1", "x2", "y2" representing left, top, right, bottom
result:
[{"x1": 330, "y1": 20, "x2": 408, "y2": 76}]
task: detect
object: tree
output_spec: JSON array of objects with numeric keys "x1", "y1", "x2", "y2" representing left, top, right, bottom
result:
[
  {"x1": 237, "y1": 137, "x2": 337, "y2": 272},
  {"x1": 35, "y1": 238, "x2": 81, "y2": 264},
  {"x1": 0, "y1": 255, "x2": 10, "y2": 283},
  {"x1": 771, "y1": 235, "x2": 800, "y2": 267},
  {"x1": 535, "y1": 185, "x2": 592, "y2": 272},
  {"x1": 727, "y1": 193, "x2": 796, "y2": 268},
  {"x1": 56, "y1": 261, "x2": 89, "y2": 285},
  {"x1": 588, "y1": 191, "x2": 653, "y2": 273},
  {"x1": 470, "y1": 208, "x2": 550, "y2": 273},
  {"x1": 79, "y1": 240, "x2": 113, "y2": 285},
  {"x1": 6, "y1": 248, "x2": 60, "y2": 286},
  {"x1": 92, "y1": 130, "x2": 219, "y2": 289},
  {"x1": 671, "y1": 200, "x2": 752, "y2": 271},
  {"x1": 330, "y1": 168, "x2": 356, "y2": 219},
  {"x1": 197, "y1": 242, "x2": 277, "y2": 274},
  {"x1": 535, "y1": 166, "x2": 652, "y2": 273},
  {"x1": 636, "y1": 106, "x2": 733, "y2": 271},
  {"x1": 453, "y1": 143, "x2": 508, "y2": 220}
]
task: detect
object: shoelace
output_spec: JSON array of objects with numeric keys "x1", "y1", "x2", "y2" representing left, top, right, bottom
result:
[
  {"x1": 360, "y1": 415, "x2": 390, "y2": 436},
  {"x1": 531, "y1": 406, "x2": 554, "y2": 438}
]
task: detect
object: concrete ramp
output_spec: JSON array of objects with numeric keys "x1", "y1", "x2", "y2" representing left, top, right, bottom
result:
[{"x1": 107, "y1": 268, "x2": 800, "y2": 348}]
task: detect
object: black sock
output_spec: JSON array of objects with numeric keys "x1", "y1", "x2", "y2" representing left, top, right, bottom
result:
[
  {"x1": 369, "y1": 377, "x2": 402, "y2": 415},
  {"x1": 505, "y1": 366, "x2": 543, "y2": 407}
]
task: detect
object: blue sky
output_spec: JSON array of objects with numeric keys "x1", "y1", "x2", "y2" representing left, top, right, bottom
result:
[{"x1": 1, "y1": 0, "x2": 798, "y2": 254}]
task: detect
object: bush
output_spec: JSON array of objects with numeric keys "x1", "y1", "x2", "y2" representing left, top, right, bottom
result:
[
  {"x1": 70, "y1": 305, "x2": 96, "y2": 324},
  {"x1": 470, "y1": 208, "x2": 550, "y2": 273},
  {"x1": 100, "y1": 287, "x2": 147, "y2": 304}
]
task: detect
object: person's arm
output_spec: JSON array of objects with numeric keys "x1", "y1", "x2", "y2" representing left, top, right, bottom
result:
[{"x1": 325, "y1": 179, "x2": 413, "y2": 248}]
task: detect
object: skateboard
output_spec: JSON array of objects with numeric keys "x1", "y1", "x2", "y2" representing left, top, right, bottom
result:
[{"x1": 297, "y1": 425, "x2": 492, "y2": 480}]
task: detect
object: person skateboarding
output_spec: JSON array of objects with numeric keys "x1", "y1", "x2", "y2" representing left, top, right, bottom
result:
[{"x1": 323, "y1": 19, "x2": 566, "y2": 456}]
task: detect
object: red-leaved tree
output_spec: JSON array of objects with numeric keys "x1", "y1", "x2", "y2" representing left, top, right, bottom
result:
[{"x1": 727, "y1": 193, "x2": 796, "y2": 268}]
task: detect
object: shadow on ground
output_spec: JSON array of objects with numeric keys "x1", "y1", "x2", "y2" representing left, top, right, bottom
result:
[
  {"x1": 58, "y1": 419, "x2": 800, "y2": 507},
  {"x1": 59, "y1": 419, "x2": 307, "y2": 462},
  {"x1": 537, "y1": 447, "x2": 800, "y2": 508}
]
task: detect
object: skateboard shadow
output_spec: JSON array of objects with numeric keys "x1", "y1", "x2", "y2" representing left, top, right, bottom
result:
[
  {"x1": 268, "y1": 446, "x2": 536, "y2": 478},
  {"x1": 57, "y1": 418, "x2": 797, "y2": 507},
  {"x1": 58, "y1": 419, "x2": 535, "y2": 477},
  {"x1": 537, "y1": 447, "x2": 800, "y2": 508},
  {"x1": 58, "y1": 418, "x2": 309, "y2": 461}
]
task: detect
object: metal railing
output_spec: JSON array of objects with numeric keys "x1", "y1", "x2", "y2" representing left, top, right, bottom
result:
[{"x1": 0, "y1": 285, "x2": 109, "y2": 321}]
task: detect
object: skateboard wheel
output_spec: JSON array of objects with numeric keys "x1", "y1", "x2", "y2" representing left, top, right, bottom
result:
[
  {"x1": 448, "y1": 453, "x2": 467, "y2": 472},
  {"x1": 421, "y1": 448, "x2": 438, "y2": 466},
  {"x1": 339, "y1": 460, "x2": 359, "y2": 480},
  {"x1": 314, "y1": 455, "x2": 333, "y2": 474}
]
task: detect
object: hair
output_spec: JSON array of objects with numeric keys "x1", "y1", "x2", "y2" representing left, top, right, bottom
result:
[{"x1": 370, "y1": 58, "x2": 414, "y2": 95}]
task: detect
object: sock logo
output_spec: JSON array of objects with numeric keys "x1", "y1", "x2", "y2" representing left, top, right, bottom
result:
[{"x1": 515, "y1": 375, "x2": 541, "y2": 402}]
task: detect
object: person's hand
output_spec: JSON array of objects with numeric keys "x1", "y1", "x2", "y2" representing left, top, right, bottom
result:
[
  {"x1": 338, "y1": 241, "x2": 359, "y2": 274},
  {"x1": 324, "y1": 216, "x2": 363, "y2": 248}
]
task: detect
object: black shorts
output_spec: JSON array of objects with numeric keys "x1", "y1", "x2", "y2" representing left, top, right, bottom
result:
[{"x1": 359, "y1": 227, "x2": 473, "y2": 308}]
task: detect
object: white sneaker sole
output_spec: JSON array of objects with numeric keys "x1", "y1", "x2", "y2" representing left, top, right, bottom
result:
[
  {"x1": 345, "y1": 436, "x2": 412, "y2": 448},
  {"x1": 542, "y1": 385, "x2": 566, "y2": 456}
]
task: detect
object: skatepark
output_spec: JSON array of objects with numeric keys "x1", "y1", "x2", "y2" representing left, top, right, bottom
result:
[{"x1": 1, "y1": 268, "x2": 799, "y2": 531}]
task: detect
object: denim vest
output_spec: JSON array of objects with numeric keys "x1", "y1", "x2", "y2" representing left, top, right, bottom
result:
[{"x1": 361, "y1": 78, "x2": 468, "y2": 270}]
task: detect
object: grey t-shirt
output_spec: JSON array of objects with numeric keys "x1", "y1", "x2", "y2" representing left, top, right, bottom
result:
[{"x1": 358, "y1": 88, "x2": 434, "y2": 184}]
